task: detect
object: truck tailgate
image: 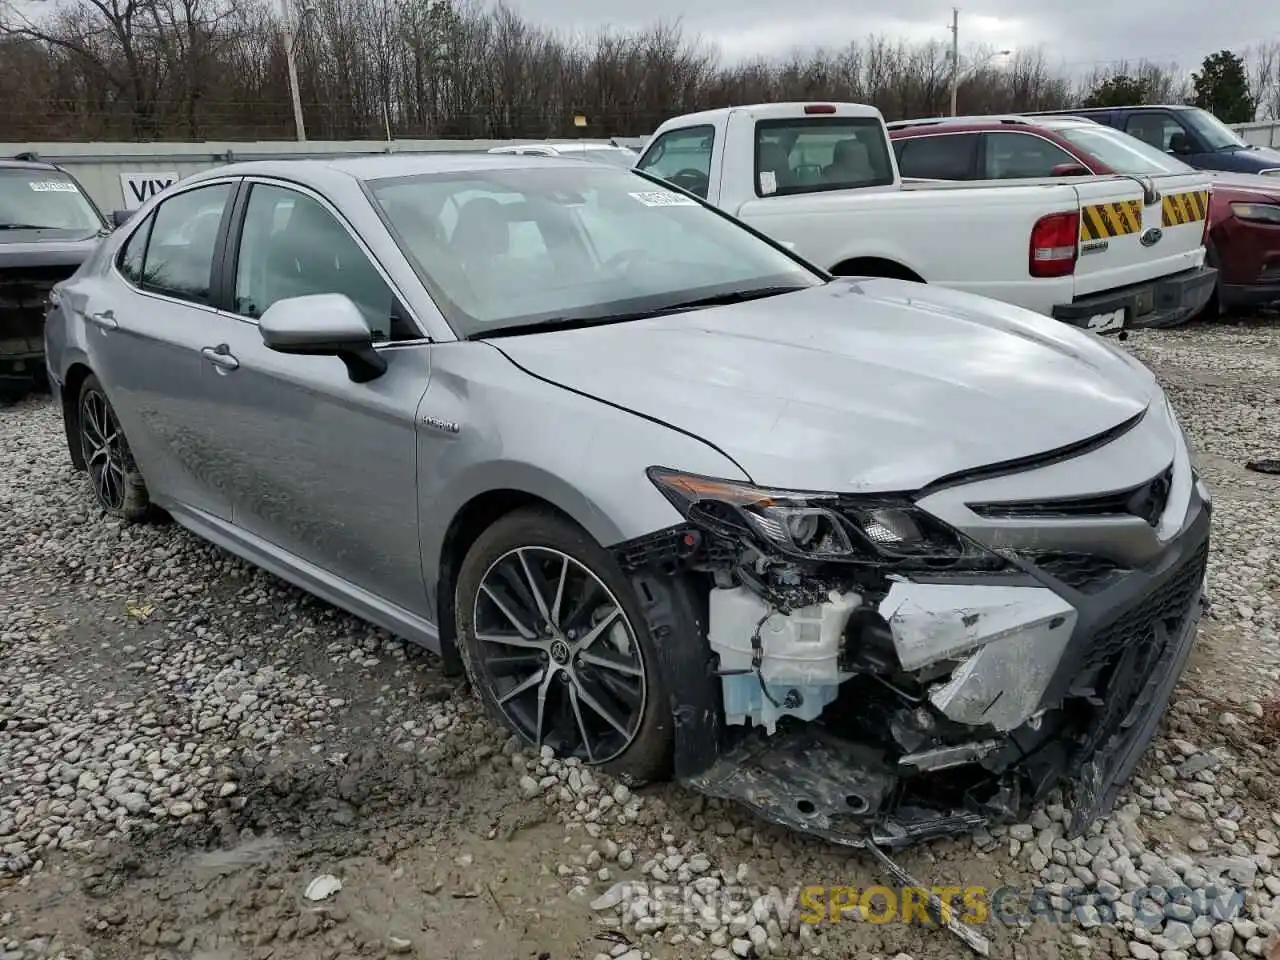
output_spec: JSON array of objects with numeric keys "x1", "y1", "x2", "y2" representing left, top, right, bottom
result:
[{"x1": 1072, "y1": 173, "x2": 1211, "y2": 298}]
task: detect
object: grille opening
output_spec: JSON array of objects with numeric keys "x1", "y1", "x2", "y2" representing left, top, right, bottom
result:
[{"x1": 969, "y1": 465, "x2": 1173, "y2": 523}]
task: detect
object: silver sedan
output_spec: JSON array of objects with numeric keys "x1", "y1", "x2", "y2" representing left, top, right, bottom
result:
[{"x1": 44, "y1": 153, "x2": 1211, "y2": 847}]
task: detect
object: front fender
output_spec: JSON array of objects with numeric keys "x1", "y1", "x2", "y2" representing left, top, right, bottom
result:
[{"x1": 415, "y1": 343, "x2": 748, "y2": 620}]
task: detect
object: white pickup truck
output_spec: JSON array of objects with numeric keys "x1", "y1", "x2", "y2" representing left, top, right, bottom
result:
[{"x1": 635, "y1": 102, "x2": 1218, "y2": 332}]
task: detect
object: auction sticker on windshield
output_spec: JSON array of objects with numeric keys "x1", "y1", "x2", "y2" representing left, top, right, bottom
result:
[
  {"x1": 630, "y1": 190, "x2": 697, "y2": 206},
  {"x1": 29, "y1": 181, "x2": 80, "y2": 193}
]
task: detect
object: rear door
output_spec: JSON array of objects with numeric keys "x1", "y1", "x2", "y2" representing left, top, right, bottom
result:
[
  {"x1": 69, "y1": 178, "x2": 241, "y2": 520},
  {"x1": 1071, "y1": 172, "x2": 1210, "y2": 311}
]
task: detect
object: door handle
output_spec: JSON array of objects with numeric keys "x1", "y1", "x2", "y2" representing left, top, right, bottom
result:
[
  {"x1": 201, "y1": 345, "x2": 239, "y2": 371},
  {"x1": 87, "y1": 310, "x2": 117, "y2": 330}
]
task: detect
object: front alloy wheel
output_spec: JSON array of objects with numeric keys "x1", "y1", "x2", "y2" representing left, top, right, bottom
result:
[
  {"x1": 476, "y1": 547, "x2": 645, "y2": 763},
  {"x1": 455, "y1": 509, "x2": 672, "y2": 780}
]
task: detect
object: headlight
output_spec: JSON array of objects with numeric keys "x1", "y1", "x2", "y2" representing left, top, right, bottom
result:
[
  {"x1": 646, "y1": 466, "x2": 1004, "y2": 568},
  {"x1": 1229, "y1": 201, "x2": 1280, "y2": 224}
]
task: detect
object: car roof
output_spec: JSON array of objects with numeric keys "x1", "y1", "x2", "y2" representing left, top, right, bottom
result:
[
  {"x1": 179, "y1": 151, "x2": 620, "y2": 190},
  {"x1": 887, "y1": 115, "x2": 1099, "y2": 134},
  {"x1": 490, "y1": 142, "x2": 632, "y2": 154},
  {"x1": 888, "y1": 119, "x2": 1064, "y2": 137},
  {"x1": 0, "y1": 158, "x2": 61, "y2": 172},
  {"x1": 1028, "y1": 104, "x2": 1195, "y2": 114}
]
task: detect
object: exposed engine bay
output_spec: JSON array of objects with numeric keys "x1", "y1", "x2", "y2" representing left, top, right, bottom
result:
[{"x1": 616, "y1": 462, "x2": 1211, "y2": 851}]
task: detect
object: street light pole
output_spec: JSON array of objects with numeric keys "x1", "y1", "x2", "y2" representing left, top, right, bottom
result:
[
  {"x1": 281, "y1": 0, "x2": 306, "y2": 141},
  {"x1": 948, "y1": 6, "x2": 959, "y2": 117}
]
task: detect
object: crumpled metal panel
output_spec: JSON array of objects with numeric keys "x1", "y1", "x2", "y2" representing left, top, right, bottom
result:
[{"x1": 878, "y1": 580, "x2": 1077, "y2": 731}]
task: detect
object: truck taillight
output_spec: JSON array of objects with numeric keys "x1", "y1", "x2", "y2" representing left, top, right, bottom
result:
[{"x1": 1029, "y1": 211, "x2": 1079, "y2": 278}]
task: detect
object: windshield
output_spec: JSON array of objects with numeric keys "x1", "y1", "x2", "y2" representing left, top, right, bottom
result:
[
  {"x1": 0, "y1": 169, "x2": 103, "y2": 231},
  {"x1": 367, "y1": 165, "x2": 822, "y2": 337},
  {"x1": 1052, "y1": 125, "x2": 1196, "y2": 175},
  {"x1": 1181, "y1": 107, "x2": 1250, "y2": 151}
]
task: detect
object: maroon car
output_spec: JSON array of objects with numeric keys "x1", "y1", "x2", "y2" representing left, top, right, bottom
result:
[{"x1": 887, "y1": 115, "x2": 1280, "y2": 316}]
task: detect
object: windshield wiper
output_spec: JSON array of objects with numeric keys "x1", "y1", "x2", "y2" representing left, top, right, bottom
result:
[
  {"x1": 470, "y1": 285, "x2": 812, "y2": 341},
  {"x1": 643, "y1": 285, "x2": 812, "y2": 314},
  {"x1": 471, "y1": 315, "x2": 618, "y2": 340}
]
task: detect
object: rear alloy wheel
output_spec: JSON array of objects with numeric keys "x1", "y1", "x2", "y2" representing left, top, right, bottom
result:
[
  {"x1": 77, "y1": 374, "x2": 153, "y2": 522},
  {"x1": 455, "y1": 510, "x2": 671, "y2": 780}
]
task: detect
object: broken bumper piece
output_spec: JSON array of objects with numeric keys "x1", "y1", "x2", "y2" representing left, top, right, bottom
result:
[
  {"x1": 679, "y1": 493, "x2": 1210, "y2": 848},
  {"x1": 684, "y1": 727, "x2": 987, "y2": 848}
]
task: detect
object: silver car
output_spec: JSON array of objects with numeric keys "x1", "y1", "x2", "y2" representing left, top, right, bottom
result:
[{"x1": 43, "y1": 154, "x2": 1211, "y2": 848}]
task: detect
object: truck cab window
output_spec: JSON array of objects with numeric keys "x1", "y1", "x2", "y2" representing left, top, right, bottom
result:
[
  {"x1": 755, "y1": 117, "x2": 895, "y2": 196},
  {"x1": 636, "y1": 126, "x2": 715, "y2": 199}
]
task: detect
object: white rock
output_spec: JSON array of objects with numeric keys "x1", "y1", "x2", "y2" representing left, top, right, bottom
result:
[{"x1": 305, "y1": 874, "x2": 342, "y2": 901}]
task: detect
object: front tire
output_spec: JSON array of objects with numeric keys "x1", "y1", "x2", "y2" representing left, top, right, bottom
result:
[
  {"x1": 455, "y1": 508, "x2": 672, "y2": 782},
  {"x1": 76, "y1": 374, "x2": 154, "y2": 523}
]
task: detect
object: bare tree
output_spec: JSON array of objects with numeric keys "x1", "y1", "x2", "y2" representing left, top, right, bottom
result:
[
  {"x1": 0, "y1": 0, "x2": 1263, "y2": 143},
  {"x1": 1245, "y1": 40, "x2": 1279, "y2": 119}
]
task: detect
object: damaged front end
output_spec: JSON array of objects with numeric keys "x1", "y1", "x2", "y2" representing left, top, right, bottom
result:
[
  {"x1": 0, "y1": 263, "x2": 80, "y2": 397},
  {"x1": 616, "y1": 458, "x2": 1211, "y2": 849}
]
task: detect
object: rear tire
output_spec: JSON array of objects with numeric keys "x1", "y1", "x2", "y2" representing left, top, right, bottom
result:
[
  {"x1": 76, "y1": 374, "x2": 155, "y2": 523},
  {"x1": 455, "y1": 508, "x2": 673, "y2": 782}
]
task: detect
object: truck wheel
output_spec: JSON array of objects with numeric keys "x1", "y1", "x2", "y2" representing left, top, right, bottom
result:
[
  {"x1": 455, "y1": 508, "x2": 673, "y2": 782},
  {"x1": 76, "y1": 374, "x2": 155, "y2": 523}
]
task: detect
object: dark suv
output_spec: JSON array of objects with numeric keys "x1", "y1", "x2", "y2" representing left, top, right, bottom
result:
[
  {"x1": 1, "y1": 158, "x2": 108, "y2": 401},
  {"x1": 1026, "y1": 105, "x2": 1280, "y2": 176}
]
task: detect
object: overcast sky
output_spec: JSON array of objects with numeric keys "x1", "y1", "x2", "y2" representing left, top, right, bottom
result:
[{"x1": 504, "y1": 0, "x2": 1280, "y2": 75}]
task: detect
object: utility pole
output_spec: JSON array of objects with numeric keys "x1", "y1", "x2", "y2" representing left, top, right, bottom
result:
[
  {"x1": 948, "y1": 6, "x2": 960, "y2": 117},
  {"x1": 281, "y1": 0, "x2": 307, "y2": 141}
]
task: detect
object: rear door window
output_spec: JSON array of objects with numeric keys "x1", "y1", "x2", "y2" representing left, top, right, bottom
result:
[
  {"x1": 982, "y1": 132, "x2": 1080, "y2": 178},
  {"x1": 894, "y1": 134, "x2": 979, "y2": 180},
  {"x1": 128, "y1": 183, "x2": 232, "y2": 304}
]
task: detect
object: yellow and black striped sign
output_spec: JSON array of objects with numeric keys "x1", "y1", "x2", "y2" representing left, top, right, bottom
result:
[
  {"x1": 1161, "y1": 189, "x2": 1209, "y2": 228},
  {"x1": 1079, "y1": 199, "x2": 1143, "y2": 241}
]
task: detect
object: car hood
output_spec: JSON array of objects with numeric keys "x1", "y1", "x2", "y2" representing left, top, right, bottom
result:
[
  {"x1": 0, "y1": 231, "x2": 104, "y2": 268},
  {"x1": 490, "y1": 279, "x2": 1158, "y2": 492},
  {"x1": 1204, "y1": 170, "x2": 1280, "y2": 196}
]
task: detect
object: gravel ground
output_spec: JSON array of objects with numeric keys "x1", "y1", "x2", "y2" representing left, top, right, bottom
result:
[{"x1": 1, "y1": 313, "x2": 1279, "y2": 960}]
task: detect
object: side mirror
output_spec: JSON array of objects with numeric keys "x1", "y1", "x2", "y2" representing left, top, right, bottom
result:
[
  {"x1": 258, "y1": 293, "x2": 387, "y2": 383},
  {"x1": 111, "y1": 209, "x2": 132, "y2": 228},
  {"x1": 1050, "y1": 162, "x2": 1092, "y2": 177}
]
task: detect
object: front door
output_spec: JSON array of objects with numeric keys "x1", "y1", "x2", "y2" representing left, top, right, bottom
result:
[
  {"x1": 1121, "y1": 111, "x2": 1224, "y2": 171},
  {"x1": 71, "y1": 179, "x2": 240, "y2": 520},
  {"x1": 194, "y1": 179, "x2": 432, "y2": 617}
]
